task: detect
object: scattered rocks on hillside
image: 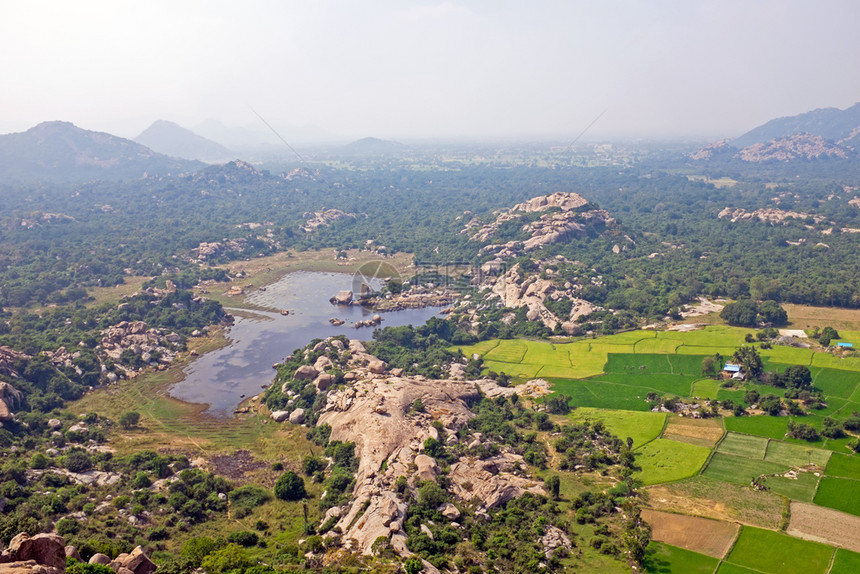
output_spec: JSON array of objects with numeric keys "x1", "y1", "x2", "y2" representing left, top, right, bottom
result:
[
  {"x1": 0, "y1": 346, "x2": 30, "y2": 378},
  {"x1": 718, "y1": 207, "x2": 827, "y2": 225},
  {"x1": 96, "y1": 321, "x2": 180, "y2": 375},
  {"x1": 302, "y1": 209, "x2": 356, "y2": 233}
]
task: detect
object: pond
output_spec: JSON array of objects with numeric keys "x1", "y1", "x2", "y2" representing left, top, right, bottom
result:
[{"x1": 169, "y1": 271, "x2": 443, "y2": 416}]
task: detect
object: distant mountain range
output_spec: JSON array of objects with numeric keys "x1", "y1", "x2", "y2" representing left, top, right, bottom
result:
[
  {"x1": 134, "y1": 120, "x2": 234, "y2": 163},
  {"x1": 692, "y1": 102, "x2": 860, "y2": 163},
  {"x1": 734, "y1": 102, "x2": 860, "y2": 148},
  {"x1": 0, "y1": 121, "x2": 202, "y2": 182}
]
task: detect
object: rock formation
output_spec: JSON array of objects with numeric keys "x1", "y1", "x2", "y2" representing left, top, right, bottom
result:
[
  {"x1": 0, "y1": 382, "x2": 24, "y2": 422},
  {"x1": 0, "y1": 533, "x2": 66, "y2": 574},
  {"x1": 314, "y1": 343, "x2": 545, "y2": 557}
]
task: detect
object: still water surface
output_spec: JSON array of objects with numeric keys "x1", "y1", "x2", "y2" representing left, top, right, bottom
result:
[{"x1": 169, "y1": 271, "x2": 442, "y2": 416}]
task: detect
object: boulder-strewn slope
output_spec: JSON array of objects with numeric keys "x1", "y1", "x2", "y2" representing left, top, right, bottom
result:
[{"x1": 317, "y1": 340, "x2": 545, "y2": 556}]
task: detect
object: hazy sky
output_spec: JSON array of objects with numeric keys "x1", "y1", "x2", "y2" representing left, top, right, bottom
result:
[{"x1": 2, "y1": 0, "x2": 859, "y2": 141}]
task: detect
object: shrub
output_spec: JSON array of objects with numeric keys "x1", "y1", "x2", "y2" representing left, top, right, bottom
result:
[
  {"x1": 274, "y1": 471, "x2": 306, "y2": 501},
  {"x1": 56, "y1": 517, "x2": 79, "y2": 536},
  {"x1": 118, "y1": 412, "x2": 140, "y2": 429},
  {"x1": 65, "y1": 451, "x2": 93, "y2": 473},
  {"x1": 228, "y1": 530, "x2": 259, "y2": 547}
]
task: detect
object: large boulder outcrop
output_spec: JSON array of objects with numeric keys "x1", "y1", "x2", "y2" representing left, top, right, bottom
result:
[
  {"x1": 293, "y1": 365, "x2": 318, "y2": 381},
  {"x1": 0, "y1": 533, "x2": 66, "y2": 574},
  {"x1": 110, "y1": 546, "x2": 156, "y2": 574},
  {"x1": 0, "y1": 382, "x2": 24, "y2": 421},
  {"x1": 316, "y1": 355, "x2": 545, "y2": 557}
]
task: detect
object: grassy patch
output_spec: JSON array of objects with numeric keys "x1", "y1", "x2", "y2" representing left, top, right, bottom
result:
[
  {"x1": 643, "y1": 542, "x2": 719, "y2": 574},
  {"x1": 724, "y1": 415, "x2": 789, "y2": 440},
  {"x1": 763, "y1": 471, "x2": 820, "y2": 502},
  {"x1": 763, "y1": 440, "x2": 831, "y2": 468},
  {"x1": 692, "y1": 379, "x2": 722, "y2": 399},
  {"x1": 594, "y1": 372, "x2": 697, "y2": 397},
  {"x1": 724, "y1": 526, "x2": 834, "y2": 574},
  {"x1": 702, "y1": 453, "x2": 788, "y2": 485},
  {"x1": 814, "y1": 477, "x2": 860, "y2": 516},
  {"x1": 759, "y1": 345, "x2": 814, "y2": 365},
  {"x1": 831, "y1": 548, "x2": 860, "y2": 574},
  {"x1": 569, "y1": 408, "x2": 666, "y2": 449},
  {"x1": 826, "y1": 453, "x2": 860, "y2": 480},
  {"x1": 812, "y1": 367, "x2": 860, "y2": 399},
  {"x1": 811, "y1": 352, "x2": 860, "y2": 372},
  {"x1": 717, "y1": 432, "x2": 769, "y2": 460},
  {"x1": 635, "y1": 438, "x2": 711, "y2": 485},
  {"x1": 635, "y1": 337, "x2": 683, "y2": 354},
  {"x1": 549, "y1": 378, "x2": 654, "y2": 411},
  {"x1": 716, "y1": 563, "x2": 762, "y2": 574},
  {"x1": 484, "y1": 339, "x2": 529, "y2": 363}
]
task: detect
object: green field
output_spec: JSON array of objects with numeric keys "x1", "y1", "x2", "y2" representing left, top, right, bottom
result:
[
  {"x1": 813, "y1": 477, "x2": 860, "y2": 516},
  {"x1": 826, "y1": 453, "x2": 860, "y2": 480},
  {"x1": 763, "y1": 471, "x2": 820, "y2": 502},
  {"x1": 716, "y1": 563, "x2": 762, "y2": 574},
  {"x1": 764, "y1": 440, "x2": 831, "y2": 468},
  {"x1": 569, "y1": 408, "x2": 665, "y2": 449},
  {"x1": 643, "y1": 542, "x2": 719, "y2": 574},
  {"x1": 717, "y1": 432, "x2": 769, "y2": 459},
  {"x1": 703, "y1": 452, "x2": 788, "y2": 485},
  {"x1": 635, "y1": 438, "x2": 711, "y2": 485},
  {"x1": 692, "y1": 378, "x2": 722, "y2": 399},
  {"x1": 593, "y1": 372, "x2": 698, "y2": 396},
  {"x1": 724, "y1": 416, "x2": 789, "y2": 440},
  {"x1": 811, "y1": 367, "x2": 860, "y2": 398},
  {"x1": 830, "y1": 548, "x2": 860, "y2": 574},
  {"x1": 724, "y1": 526, "x2": 834, "y2": 574},
  {"x1": 549, "y1": 378, "x2": 654, "y2": 411}
]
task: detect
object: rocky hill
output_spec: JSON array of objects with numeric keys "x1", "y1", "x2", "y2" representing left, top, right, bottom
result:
[
  {"x1": 736, "y1": 133, "x2": 851, "y2": 162},
  {"x1": 134, "y1": 120, "x2": 235, "y2": 163},
  {"x1": 734, "y1": 102, "x2": 860, "y2": 148},
  {"x1": 466, "y1": 191, "x2": 614, "y2": 258},
  {"x1": 0, "y1": 121, "x2": 202, "y2": 182}
]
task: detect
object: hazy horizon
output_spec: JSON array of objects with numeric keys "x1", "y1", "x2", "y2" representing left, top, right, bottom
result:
[{"x1": 3, "y1": 0, "x2": 859, "y2": 142}]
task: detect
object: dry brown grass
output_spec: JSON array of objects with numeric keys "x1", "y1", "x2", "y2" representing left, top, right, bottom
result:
[
  {"x1": 784, "y1": 303, "x2": 860, "y2": 332},
  {"x1": 646, "y1": 476, "x2": 784, "y2": 529},
  {"x1": 664, "y1": 417, "x2": 724, "y2": 447},
  {"x1": 642, "y1": 508, "x2": 739, "y2": 558},
  {"x1": 787, "y1": 501, "x2": 860, "y2": 552}
]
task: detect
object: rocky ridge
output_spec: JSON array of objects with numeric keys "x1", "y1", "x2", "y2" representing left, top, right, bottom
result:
[
  {"x1": 466, "y1": 192, "x2": 614, "y2": 258},
  {"x1": 717, "y1": 207, "x2": 827, "y2": 225},
  {"x1": 271, "y1": 338, "x2": 546, "y2": 559},
  {"x1": 302, "y1": 209, "x2": 357, "y2": 233}
]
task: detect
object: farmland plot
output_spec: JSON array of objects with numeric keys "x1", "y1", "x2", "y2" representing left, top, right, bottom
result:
[
  {"x1": 642, "y1": 509, "x2": 738, "y2": 558},
  {"x1": 717, "y1": 432, "x2": 768, "y2": 459},
  {"x1": 787, "y1": 501, "x2": 860, "y2": 553},
  {"x1": 663, "y1": 416, "x2": 723, "y2": 447},
  {"x1": 813, "y1": 477, "x2": 860, "y2": 517},
  {"x1": 643, "y1": 542, "x2": 720, "y2": 574},
  {"x1": 724, "y1": 526, "x2": 834, "y2": 574}
]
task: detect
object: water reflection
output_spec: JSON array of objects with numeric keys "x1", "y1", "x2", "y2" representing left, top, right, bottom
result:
[{"x1": 169, "y1": 271, "x2": 442, "y2": 416}]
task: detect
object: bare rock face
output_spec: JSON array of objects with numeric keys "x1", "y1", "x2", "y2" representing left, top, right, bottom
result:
[
  {"x1": 114, "y1": 546, "x2": 156, "y2": 574},
  {"x1": 414, "y1": 454, "x2": 439, "y2": 482},
  {"x1": 0, "y1": 533, "x2": 66, "y2": 573},
  {"x1": 294, "y1": 365, "x2": 319, "y2": 381},
  {"x1": 449, "y1": 454, "x2": 545, "y2": 510},
  {"x1": 316, "y1": 356, "x2": 546, "y2": 557},
  {"x1": 288, "y1": 408, "x2": 306, "y2": 424},
  {"x1": 64, "y1": 546, "x2": 82, "y2": 562},
  {"x1": 367, "y1": 360, "x2": 387, "y2": 374},
  {"x1": 314, "y1": 373, "x2": 335, "y2": 391},
  {"x1": 0, "y1": 382, "x2": 24, "y2": 421},
  {"x1": 89, "y1": 553, "x2": 111, "y2": 565},
  {"x1": 270, "y1": 410, "x2": 290, "y2": 422},
  {"x1": 0, "y1": 346, "x2": 30, "y2": 378},
  {"x1": 541, "y1": 525, "x2": 572, "y2": 559}
]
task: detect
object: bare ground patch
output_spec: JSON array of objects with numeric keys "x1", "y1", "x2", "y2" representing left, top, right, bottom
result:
[
  {"x1": 787, "y1": 501, "x2": 860, "y2": 552},
  {"x1": 784, "y1": 304, "x2": 860, "y2": 332},
  {"x1": 642, "y1": 508, "x2": 739, "y2": 558},
  {"x1": 209, "y1": 450, "x2": 268, "y2": 483},
  {"x1": 646, "y1": 477, "x2": 783, "y2": 529}
]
